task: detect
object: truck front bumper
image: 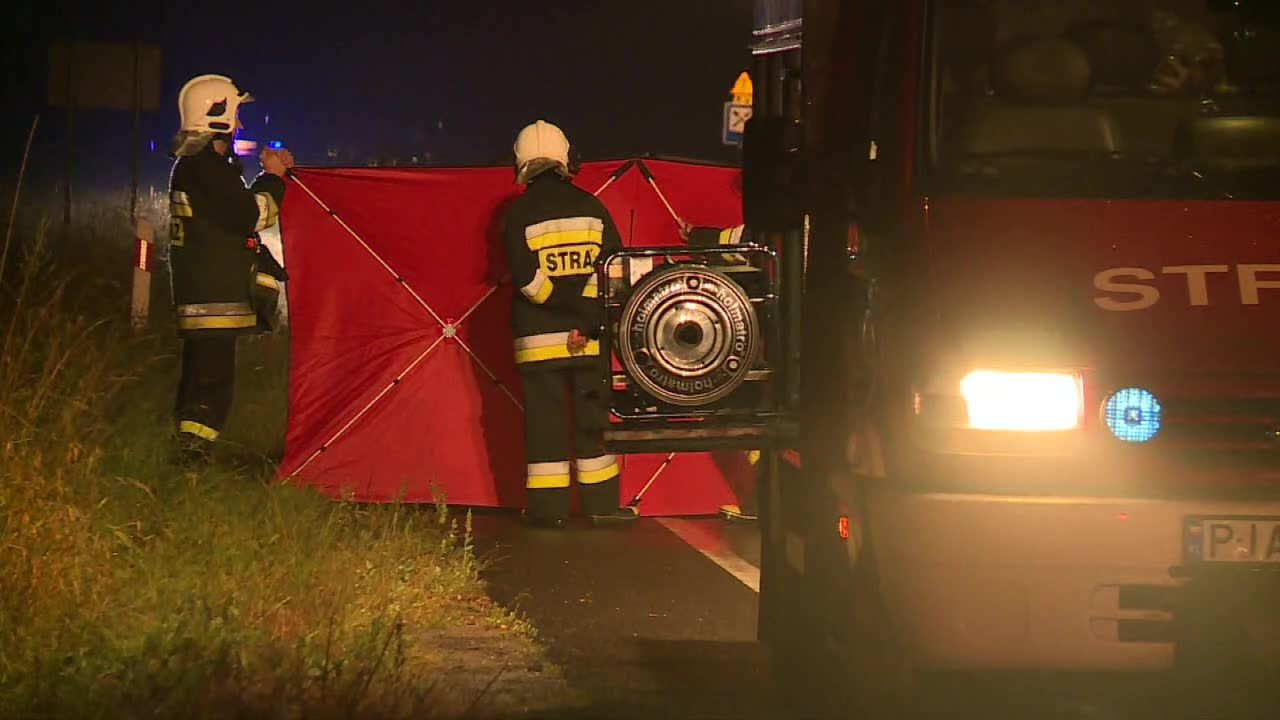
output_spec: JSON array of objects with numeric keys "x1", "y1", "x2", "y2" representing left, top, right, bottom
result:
[{"x1": 866, "y1": 488, "x2": 1280, "y2": 671}]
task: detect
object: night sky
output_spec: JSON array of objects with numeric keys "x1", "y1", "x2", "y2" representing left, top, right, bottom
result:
[{"x1": 3, "y1": 0, "x2": 752, "y2": 200}]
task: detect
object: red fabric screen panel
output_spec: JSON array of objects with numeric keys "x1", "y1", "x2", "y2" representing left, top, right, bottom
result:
[{"x1": 279, "y1": 160, "x2": 749, "y2": 515}]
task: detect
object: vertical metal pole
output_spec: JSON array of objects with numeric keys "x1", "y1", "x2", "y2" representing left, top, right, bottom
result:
[
  {"x1": 778, "y1": 48, "x2": 807, "y2": 412},
  {"x1": 63, "y1": 46, "x2": 74, "y2": 229},
  {"x1": 130, "y1": 42, "x2": 141, "y2": 224}
]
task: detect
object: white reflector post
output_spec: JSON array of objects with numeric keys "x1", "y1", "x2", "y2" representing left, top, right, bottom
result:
[
  {"x1": 959, "y1": 370, "x2": 1082, "y2": 432},
  {"x1": 131, "y1": 218, "x2": 153, "y2": 331}
]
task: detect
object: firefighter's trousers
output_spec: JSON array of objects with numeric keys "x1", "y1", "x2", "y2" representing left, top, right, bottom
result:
[
  {"x1": 175, "y1": 335, "x2": 237, "y2": 443},
  {"x1": 521, "y1": 363, "x2": 620, "y2": 521}
]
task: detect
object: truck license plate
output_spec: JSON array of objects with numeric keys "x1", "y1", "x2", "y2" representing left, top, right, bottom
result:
[{"x1": 1184, "y1": 517, "x2": 1280, "y2": 564}]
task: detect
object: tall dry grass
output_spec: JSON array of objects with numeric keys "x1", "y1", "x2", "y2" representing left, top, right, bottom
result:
[{"x1": 0, "y1": 214, "x2": 524, "y2": 719}]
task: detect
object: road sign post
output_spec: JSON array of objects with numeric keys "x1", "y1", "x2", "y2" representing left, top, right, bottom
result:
[
  {"x1": 723, "y1": 103, "x2": 753, "y2": 146},
  {"x1": 722, "y1": 71, "x2": 754, "y2": 147}
]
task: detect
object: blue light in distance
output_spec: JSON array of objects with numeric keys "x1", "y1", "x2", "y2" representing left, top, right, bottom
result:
[
  {"x1": 268, "y1": 140, "x2": 284, "y2": 149},
  {"x1": 1104, "y1": 388, "x2": 1162, "y2": 443}
]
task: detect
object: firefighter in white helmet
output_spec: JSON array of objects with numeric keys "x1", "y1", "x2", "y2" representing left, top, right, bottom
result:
[
  {"x1": 167, "y1": 74, "x2": 293, "y2": 463},
  {"x1": 502, "y1": 120, "x2": 636, "y2": 528}
]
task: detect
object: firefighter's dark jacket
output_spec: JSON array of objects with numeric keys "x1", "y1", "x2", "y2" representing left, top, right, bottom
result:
[
  {"x1": 169, "y1": 143, "x2": 286, "y2": 336},
  {"x1": 502, "y1": 172, "x2": 622, "y2": 368}
]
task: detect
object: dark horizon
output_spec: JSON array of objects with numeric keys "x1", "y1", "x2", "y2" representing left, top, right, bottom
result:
[{"x1": 3, "y1": 0, "x2": 751, "y2": 202}]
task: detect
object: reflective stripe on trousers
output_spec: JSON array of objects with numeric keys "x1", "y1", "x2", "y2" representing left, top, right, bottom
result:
[
  {"x1": 575, "y1": 454, "x2": 618, "y2": 485},
  {"x1": 176, "y1": 301, "x2": 257, "y2": 331},
  {"x1": 175, "y1": 335, "x2": 237, "y2": 443},
  {"x1": 521, "y1": 365, "x2": 619, "y2": 518},
  {"x1": 525, "y1": 456, "x2": 618, "y2": 489},
  {"x1": 514, "y1": 331, "x2": 600, "y2": 364},
  {"x1": 178, "y1": 419, "x2": 220, "y2": 441},
  {"x1": 526, "y1": 461, "x2": 572, "y2": 489}
]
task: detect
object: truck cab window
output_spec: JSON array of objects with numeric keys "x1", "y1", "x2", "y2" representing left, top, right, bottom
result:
[{"x1": 929, "y1": 0, "x2": 1280, "y2": 200}]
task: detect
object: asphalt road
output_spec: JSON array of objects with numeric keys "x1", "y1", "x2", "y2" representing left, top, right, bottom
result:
[
  {"x1": 471, "y1": 512, "x2": 1277, "y2": 720},
  {"x1": 472, "y1": 512, "x2": 773, "y2": 719}
]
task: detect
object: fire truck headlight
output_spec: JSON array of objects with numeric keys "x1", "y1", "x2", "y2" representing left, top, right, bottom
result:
[{"x1": 959, "y1": 369, "x2": 1083, "y2": 432}]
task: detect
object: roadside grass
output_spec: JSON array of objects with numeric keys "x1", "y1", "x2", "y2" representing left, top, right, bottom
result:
[{"x1": 0, "y1": 214, "x2": 537, "y2": 719}]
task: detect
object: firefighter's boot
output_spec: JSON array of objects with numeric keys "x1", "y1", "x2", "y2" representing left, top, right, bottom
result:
[
  {"x1": 520, "y1": 509, "x2": 568, "y2": 530},
  {"x1": 174, "y1": 434, "x2": 213, "y2": 467},
  {"x1": 590, "y1": 506, "x2": 640, "y2": 526}
]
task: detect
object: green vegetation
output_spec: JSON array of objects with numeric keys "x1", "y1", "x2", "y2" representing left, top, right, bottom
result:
[{"x1": 0, "y1": 213, "x2": 547, "y2": 719}]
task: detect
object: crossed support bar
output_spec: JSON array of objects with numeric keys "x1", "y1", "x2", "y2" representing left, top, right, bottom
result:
[
  {"x1": 595, "y1": 159, "x2": 687, "y2": 226},
  {"x1": 284, "y1": 159, "x2": 689, "y2": 485},
  {"x1": 285, "y1": 173, "x2": 524, "y2": 479}
]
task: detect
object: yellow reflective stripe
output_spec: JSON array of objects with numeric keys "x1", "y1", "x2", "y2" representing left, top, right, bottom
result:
[
  {"x1": 171, "y1": 191, "x2": 194, "y2": 218},
  {"x1": 254, "y1": 192, "x2": 280, "y2": 232},
  {"x1": 178, "y1": 420, "x2": 219, "y2": 441},
  {"x1": 529, "y1": 461, "x2": 570, "y2": 474},
  {"x1": 576, "y1": 455, "x2": 616, "y2": 472},
  {"x1": 527, "y1": 474, "x2": 572, "y2": 489},
  {"x1": 177, "y1": 301, "x2": 253, "y2": 316},
  {"x1": 530, "y1": 278, "x2": 553, "y2": 304},
  {"x1": 521, "y1": 269, "x2": 553, "y2": 304},
  {"x1": 515, "y1": 332, "x2": 571, "y2": 349},
  {"x1": 582, "y1": 276, "x2": 598, "y2": 298},
  {"x1": 527, "y1": 229, "x2": 603, "y2": 251},
  {"x1": 581, "y1": 453, "x2": 619, "y2": 481},
  {"x1": 525, "y1": 217, "x2": 604, "y2": 250},
  {"x1": 177, "y1": 315, "x2": 258, "y2": 331},
  {"x1": 525, "y1": 217, "x2": 603, "y2": 237},
  {"x1": 255, "y1": 273, "x2": 280, "y2": 290},
  {"x1": 578, "y1": 461, "x2": 619, "y2": 485},
  {"x1": 515, "y1": 339, "x2": 599, "y2": 364},
  {"x1": 526, "y1": 462, "x2": 572, "y2": 489}
]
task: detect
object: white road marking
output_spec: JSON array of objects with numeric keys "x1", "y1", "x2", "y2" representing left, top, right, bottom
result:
[{"x1": 657, "y1": 518, "x2": 760, "y2": 593}]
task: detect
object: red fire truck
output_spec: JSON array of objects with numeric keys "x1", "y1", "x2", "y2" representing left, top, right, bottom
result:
[{"x1": 743, "y1": 0, "x2": 1280, "y2": 711}]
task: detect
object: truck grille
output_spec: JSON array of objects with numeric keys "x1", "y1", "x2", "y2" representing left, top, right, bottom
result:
[{"x1": 1157, "y1": 395, "x2": 1280, "y2": 463}]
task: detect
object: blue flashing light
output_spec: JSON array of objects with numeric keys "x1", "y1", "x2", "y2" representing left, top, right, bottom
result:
[
  {"x1": 1104, "y1": 388, "x2": 1162, "y2": 443},
  {"x1": 268, "y1": 140, "x2": 284, "y2": 149}
]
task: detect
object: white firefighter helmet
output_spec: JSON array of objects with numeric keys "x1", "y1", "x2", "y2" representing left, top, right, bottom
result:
[
  {"x1": 514, "y1": 120, "x2": 571, "y2": 183},
  {"x1": 178, "y1": 74, "x2": 253, "y2": 135}
]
